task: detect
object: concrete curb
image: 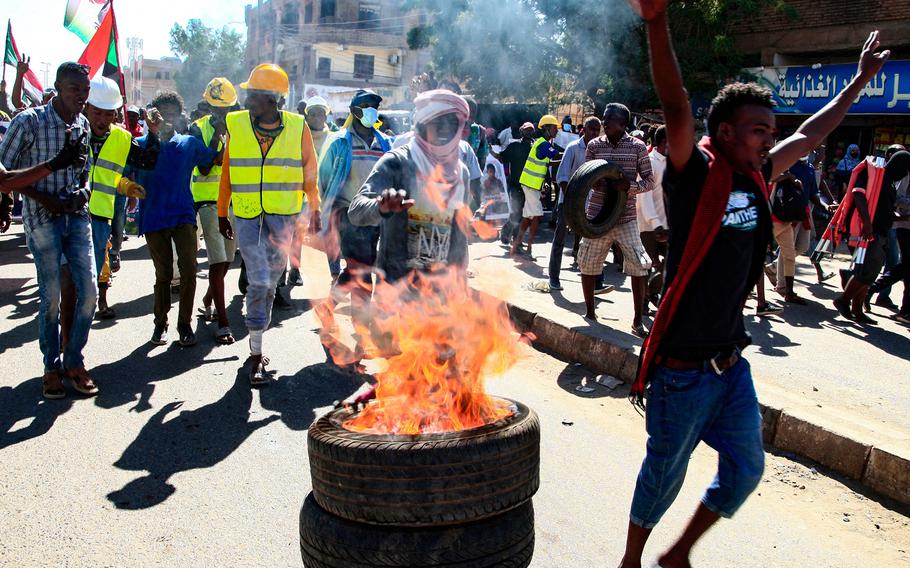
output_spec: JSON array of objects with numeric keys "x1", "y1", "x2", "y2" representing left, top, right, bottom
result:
[{"x1": 503, "y1": 300, "x2": 910, "y2": 507}]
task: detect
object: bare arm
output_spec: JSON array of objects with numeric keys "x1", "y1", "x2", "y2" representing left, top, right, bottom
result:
[
  {"x1": 0, "y1": 162, "x2": 54, "y2": 193},
  {"x1": 769, "y1": 32, "x2": 889, "y2": 178},
  {"x1": 11, "y1": 57, "x2": 28, "y2": 109},
  {"x1": 642, "y1": 10, "x2": 695, "y2": 172}
]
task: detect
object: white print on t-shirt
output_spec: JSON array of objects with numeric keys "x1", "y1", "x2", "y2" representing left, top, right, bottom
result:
[
  {"x1": 721, "y1": 191, "x2": 758, "y2": 231},
  {"x1": 407, "y1": 218, "x2": 452, "y2": 269}
]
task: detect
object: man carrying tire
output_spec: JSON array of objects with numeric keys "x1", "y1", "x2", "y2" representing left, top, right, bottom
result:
[
  {"x1": 577, "y1": 103, "x2": 654, "y2": 337},
  {"x1": 512, "y1": 114, "x2": 560, "y2": 259},
  {"x1": 620, "y1": 0, "x2": 889, "y2": 565}
]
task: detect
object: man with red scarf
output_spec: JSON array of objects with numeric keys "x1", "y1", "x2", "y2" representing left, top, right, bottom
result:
[{"x1": 617, "y1": 1, "x2": 890, "y2": 566}]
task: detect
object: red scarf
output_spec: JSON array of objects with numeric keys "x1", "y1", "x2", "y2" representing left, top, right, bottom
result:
[{"x1": 632, "y1": 136, "x2": 767, "y2": 406}]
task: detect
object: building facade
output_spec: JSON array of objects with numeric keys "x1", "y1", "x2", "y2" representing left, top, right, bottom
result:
[
  {"x1": 732, "y1": 2, "x2": 910, "y2": 160},
  {"x1": 243, "y1": 0, "x2": 431, "y2": 112},
  {"x1": 123, "y1": 57, "x2": 182, "y2": 107}
]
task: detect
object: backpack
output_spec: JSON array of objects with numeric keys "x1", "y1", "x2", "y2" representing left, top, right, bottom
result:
[{"x1": 770, "y1": 178, "x2": 807, "y2": 222}]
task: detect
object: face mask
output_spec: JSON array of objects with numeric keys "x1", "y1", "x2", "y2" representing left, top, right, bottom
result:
[
  {"x1": 358, "y1": 106, "x2": 379, "y2": 128},
  {"x1": 563, "y1": 124, "x2": 572, "y2": 132}
]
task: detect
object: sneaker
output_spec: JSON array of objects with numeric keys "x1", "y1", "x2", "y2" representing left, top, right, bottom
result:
[
  {"x1": 177, "y1": 323, "x2": 196, "y2": 347},
  {"x1": 151, "y1": 323, "x2": 169, "y2": 345},
  {"x1": 594, "y1": 285, "x2": 615, "y2": 295},
  {"x1": 110, "y1": 254, "x2": 121, "y2": 273},
  {"x1": 874, "y1": 296, "x2": 898, "y2": 311},
  {"x1": 549, "y1": 280, "x2": 563, "y2": 291},
  {"x1": 893, "y1": 313, "x2": 910, "y2": 325},
  {"x1": 756, "y1": 302, "x2": 784, "y2": 317}
]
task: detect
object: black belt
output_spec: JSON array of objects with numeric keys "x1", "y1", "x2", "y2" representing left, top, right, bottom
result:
[{"x1": 656, "y1": 350, "x2": 740, "y2": 375}]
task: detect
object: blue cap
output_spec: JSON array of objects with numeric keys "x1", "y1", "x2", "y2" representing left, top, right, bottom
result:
[{"x1": 350, "y1": 89, "x2": 382, "y2": 107}]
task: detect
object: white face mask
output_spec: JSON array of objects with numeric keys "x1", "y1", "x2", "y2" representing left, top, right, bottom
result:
[{"x1": 358, "y1": 106, "x2": 379, "y2": 128}]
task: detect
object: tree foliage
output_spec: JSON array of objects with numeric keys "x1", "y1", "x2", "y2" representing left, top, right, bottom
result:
[
  {"x1": 407, "y1": 0, "x2": 788, "y2": 110},
  {"x1": 169, "y1": 19, "x2": 247, "y2": 107}
]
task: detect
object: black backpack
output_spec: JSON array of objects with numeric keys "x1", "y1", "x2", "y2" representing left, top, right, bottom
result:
[{"x1": 770, "y1": 178, "x2": 807, "y2": 222}]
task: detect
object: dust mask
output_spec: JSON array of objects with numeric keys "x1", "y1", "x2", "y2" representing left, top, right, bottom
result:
[{"x1": 359, "y1": 107, "x2": 379, "y2": 129}]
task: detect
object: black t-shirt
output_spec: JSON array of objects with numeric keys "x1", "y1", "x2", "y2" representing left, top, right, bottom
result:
[
  {"x1": 852, "y1": 170, "x2": 897, "y2": 235},
  {"x1": 501, "y1": 140, "x2": 532, "y2": 188},
  {"x1": 659, "y1": 148, "x2": 773, "y2": 360}
]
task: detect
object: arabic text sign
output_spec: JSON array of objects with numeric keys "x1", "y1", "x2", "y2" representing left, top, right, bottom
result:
[{"x1": 745, "y1": 60, "x2": 910, "y2": 114}]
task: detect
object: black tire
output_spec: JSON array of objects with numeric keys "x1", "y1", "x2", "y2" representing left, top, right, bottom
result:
[
  {"x1": 300, "y1": 493, "x2": 534, "y2": 568},
  {"x1": 564, "y1": 159, "x2": 628, "y2": 238},
  {"x1": 308, "y1": 398, "x2": 539, "y2": 527}
]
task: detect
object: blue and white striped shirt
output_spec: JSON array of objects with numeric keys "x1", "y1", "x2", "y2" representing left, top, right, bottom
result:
[{"x1": 0, "y1": 100, "x2": 90, "y2": 224}]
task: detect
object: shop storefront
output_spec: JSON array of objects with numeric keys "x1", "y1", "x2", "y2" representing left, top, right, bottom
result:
[{"x1": 744, "y1": 59, "x2": 910, "y2": 164}]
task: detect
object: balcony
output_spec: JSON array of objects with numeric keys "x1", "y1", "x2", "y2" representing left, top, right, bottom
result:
[{"x1": 293, "y1": 26, "x2": 407, "y2": 49}]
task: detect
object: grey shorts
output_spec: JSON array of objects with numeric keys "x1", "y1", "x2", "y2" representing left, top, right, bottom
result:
[{"x1": 197, "y1": 203, "x2": 237, "y2": 265}]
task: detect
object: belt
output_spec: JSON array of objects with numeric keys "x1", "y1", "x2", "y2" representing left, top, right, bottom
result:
[{"x1": 656, "y1": 351, "x2": 740, "y2": 375}]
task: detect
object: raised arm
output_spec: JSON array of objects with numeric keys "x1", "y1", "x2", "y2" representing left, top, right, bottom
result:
[
  {"x1": 631, "y1": 0, "x2": 695, "y2": 172},
  {"x1": 769, "y1": 32, "x2": 889, "y2": 179}
]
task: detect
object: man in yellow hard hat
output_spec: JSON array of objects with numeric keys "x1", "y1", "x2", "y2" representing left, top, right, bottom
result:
[
  {"x1": 190, "y1": 77, "x2": 240, "y2": 344},
  {"x1": 217, "y1": 63, "x2": 321, "y2": 385},
  {"x1": 512, "y1": 114, "x2": 560, "y2": 259}
]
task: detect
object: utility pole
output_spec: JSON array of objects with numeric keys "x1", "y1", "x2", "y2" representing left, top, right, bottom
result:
[{"x1": 38, "y1": 62, "x2": 51, "y2": 87}]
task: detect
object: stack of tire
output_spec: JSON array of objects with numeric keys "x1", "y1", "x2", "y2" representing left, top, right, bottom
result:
[{"x1": 300, "y1": 398, "x2": 540, "y2": 567}]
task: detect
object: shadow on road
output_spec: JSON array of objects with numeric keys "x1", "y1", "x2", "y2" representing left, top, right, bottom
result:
[
  {"x1": 107, "y1": 361, "x2": 366, "y2": 509},
  {"x1": 555, "y1": 362, "x2": 629, "y2": 400},
  {"x1": 0, "y1": 379, "x2": 76, "y2": 450}
]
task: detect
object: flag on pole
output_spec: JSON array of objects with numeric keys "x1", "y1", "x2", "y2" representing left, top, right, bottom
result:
[
  {"x1": 64, "y1": 0, "x2": 111, "y2": 43},
  {"x1": 4, "y1": 20, "x2": 44, "y2": 105},
  {"x1": 77, "y1": 5, "x2": 124, "y2": 96}
]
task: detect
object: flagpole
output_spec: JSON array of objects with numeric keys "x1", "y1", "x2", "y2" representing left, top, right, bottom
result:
[{"x1": 3, "y1": 20, "x2": 9, "y2": 85}]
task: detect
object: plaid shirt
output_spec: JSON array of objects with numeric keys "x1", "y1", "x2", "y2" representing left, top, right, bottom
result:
[
  {"x1": 0, "y1": 101, "x2": 90, "y2": 225},
  {"x1": 584, "y1": 133, "x2": 653, "y2": 225}
]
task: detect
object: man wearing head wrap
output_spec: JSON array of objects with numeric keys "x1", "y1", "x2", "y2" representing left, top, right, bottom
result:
[
  {"x1": 833, "y1": 150, "x2": 910, "y2": 324},
  {"x1": 834, "y1": 143, "x2": 862, "y2": 198},
  {"x1": 348, "y1": 89, "x2": 472, "y2": 281},
  {"x1": 318, "y1": 89, "x2": 393, "y2": 325}
]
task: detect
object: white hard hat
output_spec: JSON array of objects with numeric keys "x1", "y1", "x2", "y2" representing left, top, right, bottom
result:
[
  {"x1": 305, "y1": 96, "x2": 331, "y2": 112},
  {"x1": 87, "y1": 76, "x2": 123, "y2": 111}
]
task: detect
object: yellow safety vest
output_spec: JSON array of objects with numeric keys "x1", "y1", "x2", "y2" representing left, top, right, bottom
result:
[
  {"x1": 518, "y1": 137, "x2": 550, "y2": 191},
  {"x1": 191, "y1": 115, "x2": 224, "y2": 203},
  {"x1": 88, "y1": 125, "x2": 132, "y2": 219},
  {"x1": 226, "y1": 110, "x2": 305, "y2": 219}
]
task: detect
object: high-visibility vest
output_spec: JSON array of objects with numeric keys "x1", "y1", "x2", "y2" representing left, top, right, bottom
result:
[
  {"x1": 518, "y1": 137, "x2": 551, "y2": 191},
  {"x1": 87, "y1": 125, "x2": 132, "y2": 219},
  {"x1": 191, "y1": 115, "x2": 224, "y2": 203},
  {"x1": 226, "y1": 110, "x2": 305, "y2": 218}
]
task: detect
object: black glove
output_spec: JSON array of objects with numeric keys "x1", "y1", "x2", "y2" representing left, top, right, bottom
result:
[{"x1": 46, "y1": 130, "x2": 88, "y2": 172}]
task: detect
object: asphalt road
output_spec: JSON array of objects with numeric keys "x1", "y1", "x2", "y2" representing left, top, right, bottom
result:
[{"x1": 0, "y1": 226, "x2": 908, "y2": 567}]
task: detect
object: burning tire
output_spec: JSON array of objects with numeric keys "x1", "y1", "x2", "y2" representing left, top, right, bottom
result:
[
  {"x1": 308, "y1": 398, "x2": 540, "y2": 527},
  {"x1": 564, "y1": 159, "x2": 628, "y2": 238},
  {"x1": 299, "y1": 493, "x2": 534, "y2": 568}
]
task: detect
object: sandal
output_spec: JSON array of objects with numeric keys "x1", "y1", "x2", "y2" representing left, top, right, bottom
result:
[
  {"x1": 42, "y1": 372, "x2": 66, "y2": 400},
  {"x1": 631, "y1": 322, "x2": 650, "y2": 339},
  {"x1": 97, "y1": 306, "x2": 116, "y2": 319},
  {"x1": 248, "y1": 356, "x2": 272, "y2": 386},
  {"x1": 65, "y1": 368, "x2": 99, "y2": 396},
  {"x1": 215, "y1": 326, "x2": 235, "y2": 345},
  {"x1": 197, "y1": 305, "x2": 216, "y2": 322}
]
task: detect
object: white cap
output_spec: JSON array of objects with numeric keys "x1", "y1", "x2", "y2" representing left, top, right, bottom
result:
[
  {"x1": 87, "y1": 76, "x2": 123, "y2": 111},
  {"x1": 305, "y1": 96, "x2": 331, "y2": 112}
]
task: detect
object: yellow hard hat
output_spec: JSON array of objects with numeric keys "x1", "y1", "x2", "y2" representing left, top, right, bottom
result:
[
  {"x1": 239, "y1": 64, "x2": 289, "y2": 97},
  {"x1": 538, "y1": 114, "x2": 559, "y2": 129},
  {"x1": 203, "y1": 77, "x2": 238, "y2": 108}
]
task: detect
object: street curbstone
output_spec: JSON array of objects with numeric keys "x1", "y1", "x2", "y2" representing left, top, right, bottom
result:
[
  {"x1": 773, "y1": 412, "x2": 871, "y2": 480},
  {"x1": 508, "y1": 303, "x2": 536, "y2": 332},
  {"x1": 530, "y1": 315, "x2": 576, "y2": 354},
  {"x1": 863, "y1": 447, "x2": 910, "y2": 505},
  {"x1": 758, "y1": 403, "x2": 781, "y2": 446}
]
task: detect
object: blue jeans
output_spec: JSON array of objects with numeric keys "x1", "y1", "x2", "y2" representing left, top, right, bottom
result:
[
  {"x1": 110, "y1": 194, "x2": 127, "y2": 257},
  {"x1": 24, "y1": 214, "x2": 98, "y2": 372},
  {"x1": 235, "y1": 215, "x2": 295, "y2": 331},
  {"x1": 630, "y1": 357, "x2": 764, "y2": 529},
  {"x1": 91, "y1": 216, "x2": 112, "y2": 278}
]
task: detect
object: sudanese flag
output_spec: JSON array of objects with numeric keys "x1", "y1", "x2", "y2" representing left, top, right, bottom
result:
[
  {"x1": 77, "y1": 4, "x2": 124, "y2": 97},
  {"x1": 4, "y1": 20, "x2": 45, "y2": 105}
]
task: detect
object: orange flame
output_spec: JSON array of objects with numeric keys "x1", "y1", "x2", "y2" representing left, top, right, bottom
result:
[{"x1": 341, "y1": 268, "x2": 519, "y2": 435}]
